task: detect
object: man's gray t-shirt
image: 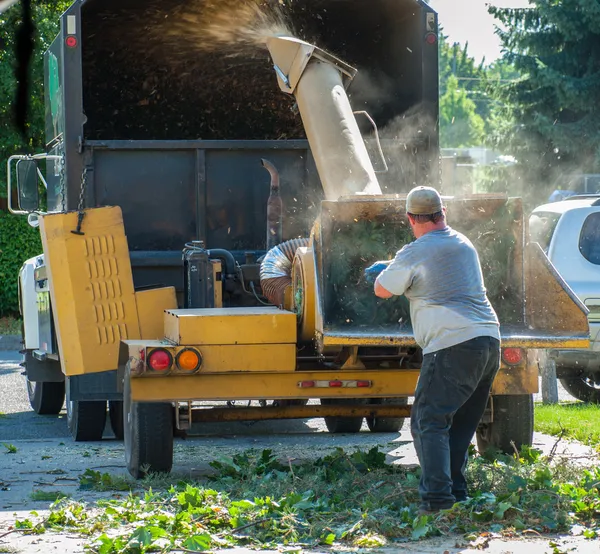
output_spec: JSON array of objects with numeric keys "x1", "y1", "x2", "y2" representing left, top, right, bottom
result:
[{"x1": 376, "y1": 227, "x2": 500, "y2": 354}]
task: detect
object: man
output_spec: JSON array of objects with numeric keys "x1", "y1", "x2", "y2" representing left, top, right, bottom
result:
[{"x1": 365, "y1": 186, "x2": 501, "y2": 514}]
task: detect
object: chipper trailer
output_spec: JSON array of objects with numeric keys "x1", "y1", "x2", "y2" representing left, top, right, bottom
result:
[{"x1": 7, "y1": 0, "x2": 589, "y2": 478}]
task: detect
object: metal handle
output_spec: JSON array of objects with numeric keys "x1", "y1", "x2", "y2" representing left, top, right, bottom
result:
[{"x1": 353, "y1": 111, "x2": 389, "y2": 174}]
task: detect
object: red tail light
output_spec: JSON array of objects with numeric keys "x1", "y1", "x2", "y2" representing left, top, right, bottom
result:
[
  {"x1": 147, "y1": 349, "x2": 173, "y2": 371},
  {"x1": 502, "y1": 348, "x2": 524, "y2": 366}
]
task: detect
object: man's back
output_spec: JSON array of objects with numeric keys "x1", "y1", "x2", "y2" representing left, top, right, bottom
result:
[{"x1": 377, "y1": 226, "x2": 500, "y2": 354}]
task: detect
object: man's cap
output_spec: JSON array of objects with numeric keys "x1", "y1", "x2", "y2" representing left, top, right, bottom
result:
[{"x1": 406, "y1": 186, "x2": 444, "y2": 215}]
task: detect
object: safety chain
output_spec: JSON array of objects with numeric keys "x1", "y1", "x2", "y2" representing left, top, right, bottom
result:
[
  {"x1": 58, "y1": 155, "x2": 66, "y2": 213},
  {"x1": 71, "y1": 167, "x2": 87, "y2": 236}
]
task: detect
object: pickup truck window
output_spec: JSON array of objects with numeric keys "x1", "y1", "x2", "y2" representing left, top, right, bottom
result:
[
  {"x1": 579, "y1": 213, "x2": 600, "y2": 265},
  {"x1": 529, "y1": 212, "x2": 561, "y2": 252}
]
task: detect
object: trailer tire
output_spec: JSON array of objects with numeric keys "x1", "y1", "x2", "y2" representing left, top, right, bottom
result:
[
  {"x1": 109, "y1": 401, "x2": 124, "y2": 440},
  {"x1": 559, "y1": 377, "x2": 600, "y2": 403},
  {"x1": 66, "y1": 382, "x2": 107, "y2": 441},
  {"x1": 27, "y1": 379, "x2": 65, "y2": 415},
  {"x1": 320, "y1": 398, "x2": 365, "y2": 433},
  {"x1": 366, "y1": 397, "x2": 407, "y2": 433},
  {"x1": 476, "y1": 394, "x2": 533, "y2": 457},
  {"x1": 124, "y1": 365, "x2": 173, "y2": 479}
]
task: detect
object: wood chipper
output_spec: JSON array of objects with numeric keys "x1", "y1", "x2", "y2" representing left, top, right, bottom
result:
[{"x1": 7, "y1": 0, "x2": 589, "y2": 478}]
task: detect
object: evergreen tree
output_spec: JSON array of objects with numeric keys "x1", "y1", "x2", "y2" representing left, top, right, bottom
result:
[{"x1": 488, "y1": 0, "x2": 600, "y2": 185}]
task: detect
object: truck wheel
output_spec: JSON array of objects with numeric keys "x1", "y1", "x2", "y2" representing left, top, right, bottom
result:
[
  {"x1": 23, "y1": 351, "x2": 65, "y2": 415},
  {"x1": 320, "y1": 398, "x2": 365, "y2": 433},
  {"x1": 476, "y1": 394, "x2": 533, "y2": 456},
  {"x1": 109, "y1": 400, "x2": 124, "y2": 440},
  {"x1": 124, "y1": 364, "x2": 173, "y2": 479},
  {"x1": 366, "y1": 397, "x2": 407, "y2": 433},
  {"x1": 27, "y1": 379, "x2": 65, "y2": 415},
  {"x1": 559, "y1": 376, "x2": 600, "y2": 403},
  {"x1": 66, "y1": 383, "x2": 107, "y2": 441}
]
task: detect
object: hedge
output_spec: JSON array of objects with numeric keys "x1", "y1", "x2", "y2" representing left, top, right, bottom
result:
[{"x1": 0, "y1": 213, "x2": 43, "y2": 316}]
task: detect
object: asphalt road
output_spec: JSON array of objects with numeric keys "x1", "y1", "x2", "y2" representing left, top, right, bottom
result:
[{"x1": 0, "y1": 351, "x2": 71, "y2": 441}]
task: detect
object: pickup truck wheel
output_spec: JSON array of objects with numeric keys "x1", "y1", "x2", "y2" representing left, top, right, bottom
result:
[
  {"x1": 476, "y1": 394, "x2": 533, "y2": 457},
  {"x1": 320, "y1": 398, "x2": 365, "y2": 433},
  {"x1": 27, "y1": 379, "x2": 65, "y2": 415},
  {"x1": 66, "y1": 382, "x2": 107, "y2": 441},
  {"x1": 559, "y1": 377, "x2": 600, "y2": 403},
  {"x1": 366, "y1": 397, "x2": 407, "y2": 433},
  {"x1": 124, "y1": 364, "x2": 173, "y2": 479},
  {"x1": 109, "y1": 401, "x2": 124, "y2": 440}
]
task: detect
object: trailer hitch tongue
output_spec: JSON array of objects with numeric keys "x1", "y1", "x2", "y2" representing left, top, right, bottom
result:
[{"x1": 265, "y1": 36, "x2": 382, "y2": 201}]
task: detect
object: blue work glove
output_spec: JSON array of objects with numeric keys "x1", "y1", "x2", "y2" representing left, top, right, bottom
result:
[{"x1": 364, "y1": 261, "x2": 390, "y2": 283}]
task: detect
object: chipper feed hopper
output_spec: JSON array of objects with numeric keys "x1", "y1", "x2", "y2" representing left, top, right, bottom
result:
[{"x1": 18, "y1": 27, "x2": 589, "y2": 479}]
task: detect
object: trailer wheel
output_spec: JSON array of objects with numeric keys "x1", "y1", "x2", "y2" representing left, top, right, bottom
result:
[
  {"x1": 476, "y1": 394, "x2": 533, "y2": 457},
  {"x1": 66, "y1": 382, "x2": 107, "y2": 441},
  {"x1": 320, "y1": 398, "x2": 365, "y2": 433},
  {"x1": 124, "y1": 364, "x2": 173, "y2": 479},
  {"x1": 366, "y1": 397, "x2": 407, "y2": 433},
  {"x1": 27, "y1": 379, "x2": 65, "y2": 415},
  {"x1": 109, "y1": 400, "x2": 124, "y2": 440}
]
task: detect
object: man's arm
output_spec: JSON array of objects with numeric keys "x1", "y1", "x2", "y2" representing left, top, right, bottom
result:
[
  {"x1": 374, "y1": 279, "x2": 394, "y2": 299},
  {"x1": 374, "y1": 250, "x2": 413, "y2": 299}
]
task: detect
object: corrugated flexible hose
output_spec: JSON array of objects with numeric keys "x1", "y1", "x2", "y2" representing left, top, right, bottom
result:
[{"x1": 260, "y1": 238, "x2": 310, "y2": 307}]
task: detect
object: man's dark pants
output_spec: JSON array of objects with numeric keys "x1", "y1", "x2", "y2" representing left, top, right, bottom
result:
[{"x1": 410, "y1": 335, "x2": 501, "y2": 510}]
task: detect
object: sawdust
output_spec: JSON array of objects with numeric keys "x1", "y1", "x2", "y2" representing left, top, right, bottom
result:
[{"x1": 158, "y1": 0, "x2": 294, "y2": 53}]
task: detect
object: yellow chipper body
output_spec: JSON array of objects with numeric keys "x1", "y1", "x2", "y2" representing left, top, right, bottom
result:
[{"x1": 36, "y1": 36, "x2": 590, "y2": 478}]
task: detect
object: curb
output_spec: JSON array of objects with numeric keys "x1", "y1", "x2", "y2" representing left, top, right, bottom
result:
[{"x1": 0, "y1": 334, "x2": 22, "y2": 352}]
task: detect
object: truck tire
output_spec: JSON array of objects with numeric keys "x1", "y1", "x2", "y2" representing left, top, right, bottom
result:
[
  {"x1": 124, "y1": 364, "x2": 173, "y2": 479},
  {"x1": 66, "y1": 382, "x2": 107, "y2": 441},
  {"x1": 559, "y1": 377, "x2": 600, "y2": 403},
  {"x1": 23, "y1": 351, "x2": 65, "y2": 415},
  {"x1": 27, "y1": 379, "x2": 65, "y2": 415},
  {"x1": 320, "y1": 398, "x2": 365, "y2": 433},
  {"x1": 366, "y1": 397, "x2": 407, "y2": 433},
  {"x1": 109, "y1": 400, "x2": 124, "y2": 440},
  {"x1": 476, "y1": 394, "x2": 534, "y2": 456}
]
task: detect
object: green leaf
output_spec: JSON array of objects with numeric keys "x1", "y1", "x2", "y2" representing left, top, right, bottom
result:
[
  {"x1": 493, "y1": 501, "x2": 513, "y2": 519},
  {"x1": 181, "y1": 534, "x2": 213, "y2": 551},
  {"x1": 322, "y1": 533, "x2": 335, "y2": 545}
]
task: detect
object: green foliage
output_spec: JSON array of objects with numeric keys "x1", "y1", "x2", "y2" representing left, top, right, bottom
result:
[
  {"x1": 440, "y1": 75, "x2": 485, "y2": 148},
  {"x1": 0, "y1": 212, "x2": 42, "y2": 315},
  {"x1": 438, "y1": 34, "x2": 490, "y2": 147},
  {"x1": 13, "y1": 446, "x2": 600, "y2": 552},
  {"x1": 487, "y1": 1, "x2": 600, "y2": 187},
  {"x1": 0, "y1": 1, "x2": 71, "y2": 195},
  {"x1": 78, "y1": 469, "x2": 134, "y2": 492},
  {"x1": 326, "y1": 219, "x2": 413, "y2": 329},
  {"x1": 30, "y1": 490, "x2": 69, "y2": 502},
  {"x1": 2, "y1": 442, "x2": 17, "y2": 454}
]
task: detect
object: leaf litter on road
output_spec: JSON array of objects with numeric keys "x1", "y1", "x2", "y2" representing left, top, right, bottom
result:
[{"x1": 4, "y1": 446, "x2": 600, "y2": 553}]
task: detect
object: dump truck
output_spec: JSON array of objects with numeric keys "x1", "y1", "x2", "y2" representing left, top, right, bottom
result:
[{"x1": 7, "y1": 0, "x2": 589, "y2": 478}]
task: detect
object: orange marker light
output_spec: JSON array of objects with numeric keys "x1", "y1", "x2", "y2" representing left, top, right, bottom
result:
[{"x1": 177, "y1": 349, "x2": 201, "y2": 371}]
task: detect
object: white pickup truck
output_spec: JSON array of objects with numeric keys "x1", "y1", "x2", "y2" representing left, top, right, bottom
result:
[{"x1": 530, "y1": 194, "x2": 600, "y2": 402}]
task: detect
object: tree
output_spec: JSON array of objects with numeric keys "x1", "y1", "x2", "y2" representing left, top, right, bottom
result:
[
  {"x1": 438, "y1": 33, "x2": 491, "y2": 147},
  {"x1": 0, "y1": 0, "x2": 71, "y2": 197},
  {"x1": 439, "y1": 74, "x2": 485, "y2": 148},
  {"x1": 488, "y1": 0, "x2": 600, "y2": 190}
]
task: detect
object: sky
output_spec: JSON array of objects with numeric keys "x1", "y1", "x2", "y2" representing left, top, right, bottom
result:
[{"x1": 428, "y1": 0, "x2": 532, "y2": 64}]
